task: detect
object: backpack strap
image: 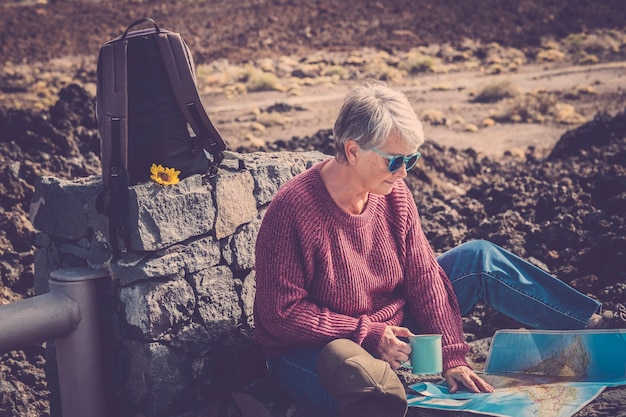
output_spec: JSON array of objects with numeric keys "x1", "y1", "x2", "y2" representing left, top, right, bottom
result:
[
  {"x1": 97, "y1": 33, "x2": 129, "y2": 190},
  {"x1": 97, "y1": 20, "x2": 144, "y2": 259},
  {"x1": 155, "y1": 32, "x2": 227, "y2": 170},
  {"x1": 108, "y1": 116, "x2": 131, "y2": 259}
]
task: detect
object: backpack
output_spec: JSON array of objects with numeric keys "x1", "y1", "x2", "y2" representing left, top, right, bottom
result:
[{"x1": 96, "y1": 17, "x2": 227, "y2": 258}]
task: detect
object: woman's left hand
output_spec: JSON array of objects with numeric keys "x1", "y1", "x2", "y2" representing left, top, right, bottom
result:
[{"x1": 443, "y1": 366, "x2": 494, "y2": 393}]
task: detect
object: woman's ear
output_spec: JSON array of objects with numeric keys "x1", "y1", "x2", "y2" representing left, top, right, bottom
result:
[{"x1": 344, "y1": 140, "x2": 360, "y2": 166}]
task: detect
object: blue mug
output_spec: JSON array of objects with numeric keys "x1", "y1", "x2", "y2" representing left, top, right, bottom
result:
[{"x1": 405, "y1": 334, "x2": 443, "y2": 375}]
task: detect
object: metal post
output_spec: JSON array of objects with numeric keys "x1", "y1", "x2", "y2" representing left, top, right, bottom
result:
[
  {"x1": 49, "y1": 267, "x2": 109, "y2": 417},
  {"x1": 0, "y1": 266, "x2": 110, "y2": 417}
]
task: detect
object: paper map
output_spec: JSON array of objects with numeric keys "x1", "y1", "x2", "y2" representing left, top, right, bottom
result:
[{"x1": 407, "y1": 329, "x2": 626, "y2": 417}]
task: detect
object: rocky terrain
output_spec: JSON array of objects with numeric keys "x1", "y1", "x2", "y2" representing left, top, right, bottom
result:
[{"x1": 0, "y1": 0, "x2": 625, "y2": 416}]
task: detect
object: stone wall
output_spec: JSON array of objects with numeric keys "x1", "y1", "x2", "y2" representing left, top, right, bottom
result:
[{"x1": 30, "y1": 151, "x2": 328, "y2": 417}]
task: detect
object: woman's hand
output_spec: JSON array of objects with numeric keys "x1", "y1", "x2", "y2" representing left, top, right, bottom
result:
[
  {"x1": 443, "y1": 366, "x2": 494, "y2": 393},
  {"x1": 376, "y1": 325, "x2": 414, "y2": 369}
]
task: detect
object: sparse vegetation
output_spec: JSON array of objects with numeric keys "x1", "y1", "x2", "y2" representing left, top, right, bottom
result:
[
  {"x1": 398, "y1": 49, "x2": 436, "y2": 74},
  {"x1": 244, "y1": 69, "x2": 285, "y2": 92},
  {"x1": 420, "y1": 108, "x2": 446, "y2": 125},
  {"x1": 563, "y1": 85, "x2": 597, "y2": 100},
  {"x1": 490, "y1": 91, "x2": 586, "y2": 125},
  {"x1": 254, "y1": 110, "x2": 291, "y2": 127},
  {"x1": 492, "y1": 93, "x2": 556, "y2": 123},
  {"x1": 471, "y1": 79, "x2": 521, "y2": 103},
  {"x1": 321, "y1": 65, "x2": 350, "y2": 79},
  {"x1": 536, "y1": 48, "x2": 566, "y2": 62}
]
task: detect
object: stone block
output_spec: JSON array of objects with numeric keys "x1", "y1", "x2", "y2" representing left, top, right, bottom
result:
[
  {"x1": 30, "y1": 175, "x2": 101, "y2": 240},
  {"x1": 221, "y1": 210, "x2": 263, "y2": 271},
  {"x1": 127, "y1": 174, "x2": 216, "y2": 251},
  {"x1": 214, "y1": 169, "x2": 257, "y2": 239},
  {"x1": 243, "y1": 151, "x2": 327, "y2": 206},
  {"x1": 123, "y1": 341, "x2": 191, "y2": 416},
  {"x1": 119, "y1": 274, "x2": 195, "y2": 340},
  {"x1": 110, "y1": 235, "x2": 221, "y2": 285},
  {"x1": 192, "y1": 266, "x2": 241, "y2": 340}
]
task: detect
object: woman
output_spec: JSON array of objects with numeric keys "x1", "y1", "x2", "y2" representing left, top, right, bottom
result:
[{"x1": 253, "y1": 83, "x2": 625, "y2": 416}]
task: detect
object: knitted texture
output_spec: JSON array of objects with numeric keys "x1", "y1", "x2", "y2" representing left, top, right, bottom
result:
[{"x1": 253, "y1": 160, "x2": 470, "y2": 371}]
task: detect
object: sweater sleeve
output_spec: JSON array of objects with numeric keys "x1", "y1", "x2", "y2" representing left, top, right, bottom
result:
[
  {"x1": 400, "y1": 188, "x2": 470, "y2": 371},
  {"x1": 254, "y1": 192, "x2": 388, "y2": 353}
]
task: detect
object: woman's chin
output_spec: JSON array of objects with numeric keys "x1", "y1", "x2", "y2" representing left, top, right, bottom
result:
[{"x1": 373, "y1": 181, "x2": 396, "y2": 195}]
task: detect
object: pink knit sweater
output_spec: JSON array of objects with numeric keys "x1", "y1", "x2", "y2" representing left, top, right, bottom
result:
[{"x1": 253, "y1": 159, "x2": 470, "y2": 371}]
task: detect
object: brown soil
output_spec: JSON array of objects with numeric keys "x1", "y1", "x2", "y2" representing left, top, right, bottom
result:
[
  {"x1": 1, "y1": 0, "x2": 626, "y2": 156},
  {"x1": 2, "y1": 0, "x2": 626, "y2": 64},
  {"x1": 1, "y1": 1, "x2": 625, "y2": 417}
]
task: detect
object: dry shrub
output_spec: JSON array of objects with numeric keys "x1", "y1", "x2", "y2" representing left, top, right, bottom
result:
[
  {"x1": 223, "y1": 83, "x2": 247, "y2": 99},
  {"x1": 257, "y1": 57, "x2": 276, "y2": 73},
  {"x1": 292, "y1": 63, "x2": 322, "y2": 78},
  {"x1": 565, "y1": 31, "x2": 623, "y2": 55},
  {"x1": 244, "y1": 132, "x2": 266, "y2": 148},
  {"x1": 399, "y1": 49, "x2": 436, "y2": 74},
  {"x1": 197, "y1": 60, "x2": 244, "y2": 87},
  {"x1": 250, "y1": 122, "x2": 266, "y2": 132},
  {"x1": 563, "y1": 85, "x2": 596, "y2": 100},
  {"x1": 493, "y1": 91, "x2": 587, "y2": 125},
  {"x1": 486, "y1": 63, "x2": 505, "y2": 74},
  {"x1": 552, "y1": 103, "x2": 586, "y2": 124},
  {"x1": 245, "y1": 70, "x2": 285, "y2": 92},
  {"x1": 322, "y1": 65, "x2": 350, "y2": 79},
  {"x1": 254, "y1": 111, "x2": 291, "y2": 127},
  {"x1": 432, "y1": 82, "x2": 454, "y2": 91},
  {"x1": 548, "y1": 30, "x2": 626, "y2": 64},
  {"x1": 493, "y1": 92, "x2": 557, "y2": 123},
  {"x1": 472, "y1": 42, "x2": 527, "y2": 71},
  {"x1": 536, "y1": 48, "x2": 566, "y2": 62},
  {"x1": 438, "y1": 44, "x2": 472, "y2": 63},
  {"x1": 366, "y1": 61, "x2": 406, "y2": 82},
  {"x1": 482, "y1": 118, "x2": 496, "y2": 127},
  {"x1": 471, "y1": 79, "x2": 521, "y2": 103},
  {"x1": 420, "y1": 108, "x2": 446, "y2": 125},
  {"x1": 575, "y1": 51, "x2": 600, "y2": 65}
]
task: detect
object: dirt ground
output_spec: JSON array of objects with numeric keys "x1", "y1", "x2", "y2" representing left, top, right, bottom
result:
[
  {"x1": 3, "y1": 0, "x2": 626, "y2": 62},
  {"x1": 1, "y1": 1, "x2": 626, "y2": 417},
  {"x1": 209, "y1": 60, "x2": 626, "y2": 156},
  {"x1": 1, "y1": 0, "x2": 626, "y2": 157}
]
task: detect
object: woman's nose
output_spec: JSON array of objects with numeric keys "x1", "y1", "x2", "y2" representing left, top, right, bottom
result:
[{"x1": 393, "y1": 164, "x2": 408, "y2": 179}]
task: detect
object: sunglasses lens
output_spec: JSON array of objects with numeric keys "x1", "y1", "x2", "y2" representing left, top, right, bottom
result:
[
  {"x1": 406, "y1": 153, "x2": 420, "y2": 170},
  {"x1": 389, "y1": 157, "x2": 404, "y2": 172}
]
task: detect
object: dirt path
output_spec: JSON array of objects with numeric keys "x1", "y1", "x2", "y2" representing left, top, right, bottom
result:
[{"x1": 208, "y1": 61, "x2": 626, "y2": 156}]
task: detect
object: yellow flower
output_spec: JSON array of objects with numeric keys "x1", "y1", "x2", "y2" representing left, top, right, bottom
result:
[{"x1": 150, "y1": 163, "x2": 181, "y2": 185}]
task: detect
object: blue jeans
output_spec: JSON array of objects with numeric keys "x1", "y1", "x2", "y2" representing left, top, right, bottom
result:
[{"x1": 266, "y1": 240, "x2": 601, "y2": 416}]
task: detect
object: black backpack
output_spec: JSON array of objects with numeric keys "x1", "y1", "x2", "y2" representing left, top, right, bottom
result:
[{"x1": 96, "y1": 18, "x2": 227, "y2": 258}]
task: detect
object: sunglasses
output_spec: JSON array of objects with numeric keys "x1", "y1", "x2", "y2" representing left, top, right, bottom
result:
[{"x1": 370, "y1": 147, "x2": 421, "y2": 172}]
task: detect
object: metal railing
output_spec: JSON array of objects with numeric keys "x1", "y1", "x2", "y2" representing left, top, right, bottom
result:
[{"x1": 0, "y1": 267, "x2": 109, "y2": 417}]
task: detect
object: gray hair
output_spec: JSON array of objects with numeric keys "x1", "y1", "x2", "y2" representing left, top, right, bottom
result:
[{"x1": 333, "y1": 83, "x2": 425, "y2": 161}]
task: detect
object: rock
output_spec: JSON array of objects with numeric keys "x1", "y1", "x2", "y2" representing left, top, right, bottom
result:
[
  {"x1": 109, "y1": 236, "x2": 221, "y2": 286},
  {"x1": 127, "y1": 175, "x2": 218, "y2": 251},
  {"x1": 119, "y1": 275, "x2": 196, "y2": 340},
  {"x1": 214, "y1": 170, "x2": 257, "y2": 239},
  {"x1": 122, "y1": 341, "x2": 190, "y2": 416}
]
